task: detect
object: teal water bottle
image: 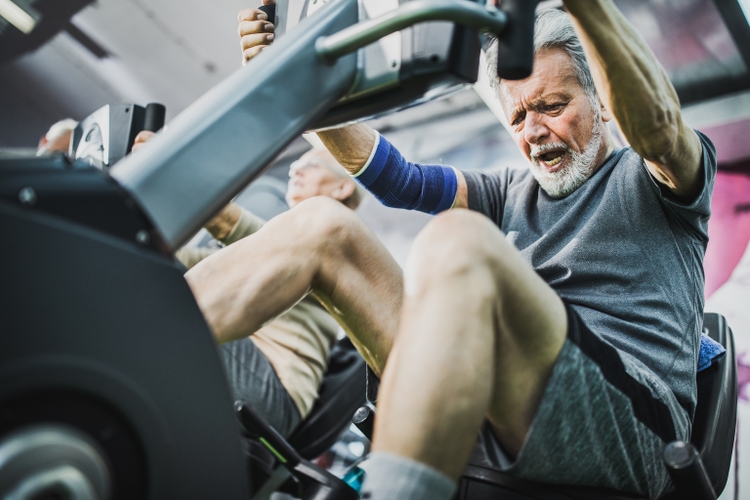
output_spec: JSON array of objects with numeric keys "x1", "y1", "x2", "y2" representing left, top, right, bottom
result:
[{"x1": 343, "y1": 466, "x2": 366, "y2": 493}]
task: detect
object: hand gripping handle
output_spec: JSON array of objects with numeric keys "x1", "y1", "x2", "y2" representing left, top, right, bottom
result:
[{"x1": 495, "y1": 0, "x2": 541, "y2": 80}]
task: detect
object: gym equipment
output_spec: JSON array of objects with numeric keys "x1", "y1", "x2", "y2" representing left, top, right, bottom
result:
[
  {"x1": 71, "y1": 102, "x2": 166, "y2": 171},
  {"x1": 6, "y1": 0, "x2": 730, "y2": 498},
  {"x1": 1, "y1": 0, "x2": 536, "y2": 497},
  {"x1": 108, "y1": 0, "x2": 530, "y2": 250},
  {"x1": 241, "y1": 338, "x2": 367, "y2": 498}
]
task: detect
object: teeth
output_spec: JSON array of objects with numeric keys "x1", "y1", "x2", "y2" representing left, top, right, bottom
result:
[{"x1": 546, "y1": 154, "x2": 563, "y2": 166}]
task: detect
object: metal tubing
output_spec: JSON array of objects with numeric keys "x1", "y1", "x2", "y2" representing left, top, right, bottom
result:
[
  {"x1": 316, "y1": 0, "x2": 507, "y2": 62},
  {"x1": 110, "y1": 0, "x2": 359, "y2": 250}
]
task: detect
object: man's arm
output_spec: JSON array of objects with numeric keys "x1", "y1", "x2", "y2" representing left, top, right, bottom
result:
[
  {"x1": 563, "y1": 0, "x2": 703, "y2": 200},
  {"x1": 317, "y1": 125, "x2": 470, "y2": 209}
]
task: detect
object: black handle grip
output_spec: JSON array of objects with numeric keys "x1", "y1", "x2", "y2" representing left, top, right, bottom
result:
[
  {"x1": 143, "y1": 103, "x2": 166, "y2": 132},
  {"x1": 235, "y1": 399, "x2": 302, "y2": 467},
  {"x1": 352, "y1": 404, "x2": 375, "y2": 441},
  {"x1": 663, "y1": 442, "x2": 717, "y2": 500},
  {"x1": 258, "y1": 4, "x2": 276, "y2": 26},
  {"x1": 496, "y1": 0, "x2": 541, "y2": 80}
]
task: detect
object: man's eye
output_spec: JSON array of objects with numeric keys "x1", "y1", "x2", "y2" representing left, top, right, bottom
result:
[{"x1": 511, "y1": 113, "x2": 525, "y2": 126}]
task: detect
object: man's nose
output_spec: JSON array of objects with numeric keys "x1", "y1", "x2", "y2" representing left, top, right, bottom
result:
[{"x1": 523, "y1": 112, "x2": 550, "y2": 146}]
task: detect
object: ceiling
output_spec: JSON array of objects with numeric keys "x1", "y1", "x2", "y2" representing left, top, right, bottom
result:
[{"x1": 0, "y1": 0, "x2": 263, "y2": 148}]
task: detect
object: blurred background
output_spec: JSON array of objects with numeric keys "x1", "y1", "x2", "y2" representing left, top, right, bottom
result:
[{"x1": 1, "y1": 0, "x2": 749, "y2": 498}]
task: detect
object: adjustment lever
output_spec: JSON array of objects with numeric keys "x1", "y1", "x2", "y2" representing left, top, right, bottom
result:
[
  {"x1": 352, "y1": 404, "x2": 375, "y2": 442},
  {"x1": 663, "y1": 441, "x2": 717, "y2": 500},
  {"x1": 235, "y1": 399, "x2": 302, "y2": 467},
  {"x1": 235, "y1": 400, "x2": 359, "y2": 500}
]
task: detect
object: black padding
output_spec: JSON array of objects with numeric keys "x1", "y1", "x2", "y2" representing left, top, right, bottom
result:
[
  {"x1": 242, "y1": 439, "x2": 277, "y2": 494},
  {"x1": 0, "y1": 199, "x2": 248, "y2": 499},
  {"x1": 691, "y1": 313, "x2": 737, "y2": 495},
  {"x1": 144, "y1": 103, "x2": 166, "y2": 132},
  {"x1": 287, "y1": 337, "x2": 366, "y2": 459},
  {"x1": 366, "y1": 364, "x2": 379, "y2": 404}
]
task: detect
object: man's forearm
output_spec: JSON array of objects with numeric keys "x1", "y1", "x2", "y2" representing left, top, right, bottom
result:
[
  {"x1": 563, "y1": 0, "x2": 683, "y2": 160},
  {"x1": 316, "y1": 123, "x2": 378, "y2": 174}
]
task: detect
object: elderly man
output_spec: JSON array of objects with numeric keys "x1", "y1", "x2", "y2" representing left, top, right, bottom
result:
[
  {"x1": 192, "y1": 1, "x2": 715, "y2": 498},
  {"x1": 136, "y1": 129, "x2": 365, "y2": 437}
]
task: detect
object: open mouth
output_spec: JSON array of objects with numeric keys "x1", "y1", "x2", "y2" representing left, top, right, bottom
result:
[{"x1": 537, "y1": 150, "x2": 566, "y2": 169}]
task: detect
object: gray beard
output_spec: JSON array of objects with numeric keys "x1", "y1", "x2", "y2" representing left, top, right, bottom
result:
[{"x1": 528, "y1": 120, "x2": 604, "y2": 198}]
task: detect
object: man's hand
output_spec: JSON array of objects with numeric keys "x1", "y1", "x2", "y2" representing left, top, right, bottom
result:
[
  {"x1": 131, "y1": 130, "x2": 156, "y2": 153},
  {"x1": 238, "y1": 1, "x2": 276, "y2": 65}
]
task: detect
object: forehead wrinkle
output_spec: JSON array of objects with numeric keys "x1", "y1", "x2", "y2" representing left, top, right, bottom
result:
[{"x1": 501, "y1": 48, "x2": 581, "y2": 114}]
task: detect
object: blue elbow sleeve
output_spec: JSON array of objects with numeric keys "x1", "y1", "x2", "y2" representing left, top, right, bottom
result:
[{"x1": 354, "y1": 135, "x2": 457, "y2": 215}]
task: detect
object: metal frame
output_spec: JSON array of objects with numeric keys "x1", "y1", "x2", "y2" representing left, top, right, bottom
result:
[
  {"x1": 316, "y1": 0, "x2": 506, "y2": 62},
  {"x1": 677, "y1": 0, "x2": 750, "y2": 104},
  {"x1": 110, "y1": 0, "x2": 512, "y2": 251}
]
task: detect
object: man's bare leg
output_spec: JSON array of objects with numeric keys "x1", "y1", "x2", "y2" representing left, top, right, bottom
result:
[
  {"x1": 372, "y1": 209, "x2": 567, "y2": 481},
  {"x1": 185, "y1": 196, "x2": 403, "y2": 373}
]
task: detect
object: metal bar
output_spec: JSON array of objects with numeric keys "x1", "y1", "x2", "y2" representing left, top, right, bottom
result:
[
  {"x1": 316, "y1": 0, "x2": 507, "y2": 62},
  {"x1": 110, "y1": 0, "x2": 359, "y2": 250}
]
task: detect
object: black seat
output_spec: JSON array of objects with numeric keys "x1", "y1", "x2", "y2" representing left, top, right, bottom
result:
[
  {"x1": 659, "y1": 312, "x2": 737, "y2": 500},
  {"x1": 241, "y1": 337, "x2": 366, "y2": 496},
  {"x1": 458, "y1": 313, "x2": 738, "y2": 500}
]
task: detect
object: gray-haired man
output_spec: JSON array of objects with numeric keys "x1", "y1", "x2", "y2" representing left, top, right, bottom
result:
[{"x1": 189, "y1": 2, "x2": 716, "y2": 498}]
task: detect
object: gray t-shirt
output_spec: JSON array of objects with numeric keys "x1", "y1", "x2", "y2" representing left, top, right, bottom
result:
[{"x1": 463, "y1": 132, "x2": 717, "y2": 416}]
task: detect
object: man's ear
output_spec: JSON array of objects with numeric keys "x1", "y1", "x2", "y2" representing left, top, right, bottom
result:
[
  {"x1": 333, "y1": 179, "x2": 356, "y2": 202},
  {"x1": 600, "y1": 99, "x2": 613, "y2": 123}
]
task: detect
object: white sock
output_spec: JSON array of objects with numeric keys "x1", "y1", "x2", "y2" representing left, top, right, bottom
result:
[{"x1": 360, "y1": 452, "x2": 457, "y2": 500}]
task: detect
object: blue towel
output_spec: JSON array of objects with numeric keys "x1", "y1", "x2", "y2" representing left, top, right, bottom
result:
[{"x1": 698, "y1": 332, "x2": 726, "y2": 372}]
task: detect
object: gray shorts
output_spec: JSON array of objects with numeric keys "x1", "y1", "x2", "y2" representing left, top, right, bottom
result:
[
  {"x1": 219, "y1": 338, "x2": 301, "y2": 438},
  {"x1": 478, "y1": 304, "x2": 691, "y2": 499}
]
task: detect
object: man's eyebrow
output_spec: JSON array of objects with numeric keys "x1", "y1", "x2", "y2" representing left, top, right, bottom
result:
[{"x1": 530, "y1": 93, "x2": 571, "y2": 108}]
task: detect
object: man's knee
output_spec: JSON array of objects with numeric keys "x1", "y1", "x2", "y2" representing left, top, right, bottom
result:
[
  {"x1": 408, "y1": 209, "x2": 509, "y2": 287},
  {"x1": 283, "y1": 196, "x2": 368, "y2": 255}
]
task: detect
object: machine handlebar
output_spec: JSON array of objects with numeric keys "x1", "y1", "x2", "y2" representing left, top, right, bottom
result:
[{"x1": 494, "y1": 0, "x2": 541, "y2": 80}]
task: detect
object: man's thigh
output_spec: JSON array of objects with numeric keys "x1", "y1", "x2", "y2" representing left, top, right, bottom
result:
[{"x1": 467, "y1": 219, "x2": 568, "y2": 454}]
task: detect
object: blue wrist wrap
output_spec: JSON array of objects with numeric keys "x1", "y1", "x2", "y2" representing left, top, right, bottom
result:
[{"x1": 356, "y1": 136, "x2": 458, "y2": 215}]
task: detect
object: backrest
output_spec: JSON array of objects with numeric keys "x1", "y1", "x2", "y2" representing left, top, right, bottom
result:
[
  {"x1": 693, "y1": 313, "x2": 738, "y2": 495},
  {"x1": 288, "y1": 337, "x2": 367, "y2": 459}
]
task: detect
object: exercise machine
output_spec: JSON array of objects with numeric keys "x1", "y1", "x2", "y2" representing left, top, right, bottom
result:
[
  {"x1": 0, "y1": 0, "x2": 737, "y2": 498},
  {"x1": 0, "y1": 0, "x2": 530, "y2": 497}
]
